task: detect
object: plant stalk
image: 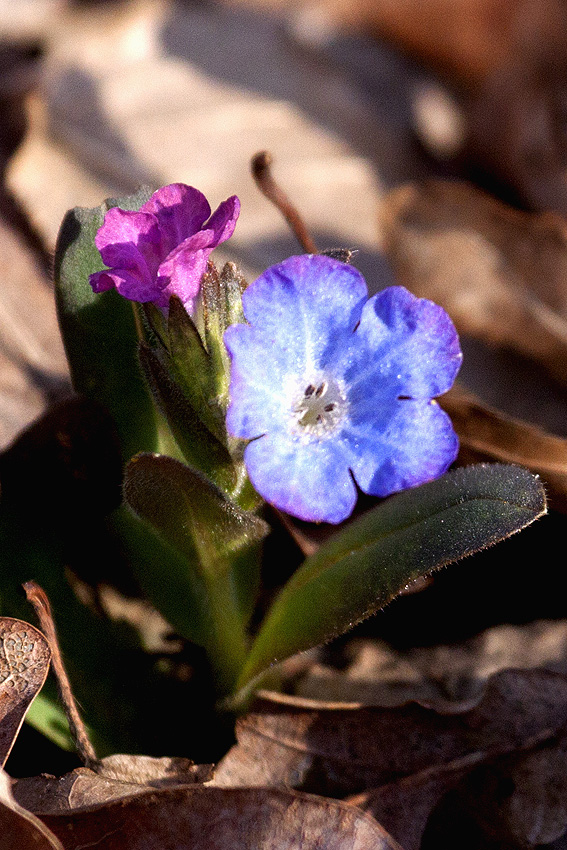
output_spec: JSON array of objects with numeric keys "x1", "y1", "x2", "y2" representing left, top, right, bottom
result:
[{"x1": 203, "y1": 568, "x2": 249, "y2": 695}]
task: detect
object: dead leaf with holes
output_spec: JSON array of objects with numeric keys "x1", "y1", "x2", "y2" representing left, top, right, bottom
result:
[{"x1": 0, "y1": 617, "x2": 51, "y2": 767}]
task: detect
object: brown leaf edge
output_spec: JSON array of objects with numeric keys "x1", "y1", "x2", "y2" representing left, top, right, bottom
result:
[
  {"x1": 39, "y1": 786, "x2": 403, "y2": 850},
  {"x1": 0, "y1": 768, "x2": 63, "y2": 850},
  {"x1": 0, "y1": 616, "x2": 51, "y2": 768}
]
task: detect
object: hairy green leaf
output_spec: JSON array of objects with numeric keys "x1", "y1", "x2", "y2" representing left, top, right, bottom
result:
[
  {"x1": 124, "y1": 454, "x2": 269, "y2": 690},
  {"x1": 236, "y1": 464, "x2": 546, "y2": 693},
  {"x1": 124, "y1": 454, "x2": 268, "y2": 582}
]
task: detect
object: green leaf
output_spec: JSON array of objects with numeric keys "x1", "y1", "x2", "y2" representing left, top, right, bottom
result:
[
  {"x1": 138, "y1": 343, "x2": 236, "y2": 493},
  {"x1": 124, "y1": 454, "x2": 268, "y2": 582},
  {"x1": 123, "y1": 454, "x2": 269, "y2": 691},
  {"x1": 54, "y1": 187, "x2": 159, "y2": 462},
  {"x1": 111, "y1": 504, "x2": 213, "y2": 648},
  {"x1": 24, "y1": 692, "x2": 76, "y2": 752},
  {"x1": 235, "y1": 464, "x2": 546, "y2": 693}
]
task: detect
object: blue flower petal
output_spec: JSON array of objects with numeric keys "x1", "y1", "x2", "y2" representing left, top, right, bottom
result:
[
  {"x1": 244, "y1": 431, "x2": 357, "y2": 524},
  {"x1": 224, "y1": 324, "x2": 291, "y2": 439},
  {"x1": 344, "y1": 286, "x2": 462, "y2": 399},
  {"x1": 241, "y1": 255, "x2": 367, "y2": 373},
  {"x1": 344, "y1": 399, "x2": 459, "y2": 497}
]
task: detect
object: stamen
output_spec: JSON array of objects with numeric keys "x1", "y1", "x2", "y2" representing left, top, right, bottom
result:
[{"x1": 292, "y1": 377, "x2": 347, "y2": 436}]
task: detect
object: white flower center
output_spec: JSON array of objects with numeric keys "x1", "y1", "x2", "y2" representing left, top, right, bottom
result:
[{"x1": 291, "y1": 377, "x2": 347, "y2": 437}]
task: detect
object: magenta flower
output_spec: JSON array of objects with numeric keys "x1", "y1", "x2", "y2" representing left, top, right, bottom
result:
[{"x1": 89, "y1": 184, "x2": 240, "y2": 312}]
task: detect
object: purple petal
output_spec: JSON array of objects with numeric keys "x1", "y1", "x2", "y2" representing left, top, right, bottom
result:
[
  {"x1": 244, "y1": 431, "x2": 357, "y2": 523},
  {"x1": 95, "y1": 208, "x2": 162, "y2": 279},
  {"x1": 90, "y1": 267, "x2": 158, "y2": 303},
  {"x1": 155, "y1": 254, "x2": 210, "y2": 311},
  {"x1": 89, "y1": 270, "x2": 116, "y2": 293},
  {"x1": 156, "y1": 230, "x2": 221, "y2": 309},
  {"x1": 345, "y1": 399, "x2": 459, "y2": 497},
  {"x1": 141, "y1": 184, "x2": 211, "y2": 255},
  {"x1": 204, "y1": 195, "x2": 241, "y2": 245}
]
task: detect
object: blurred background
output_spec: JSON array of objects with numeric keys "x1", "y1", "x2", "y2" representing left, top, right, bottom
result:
[
  {"x1": 3, "y1": 0, "x2": 567, "y2": 448},
  {"x1": 5, "y1": 0, "x2": 567, "y2": 662}
]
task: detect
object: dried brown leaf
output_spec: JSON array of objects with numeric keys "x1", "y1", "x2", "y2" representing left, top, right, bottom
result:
[
  {"x1": 467, "y1": 35, "x2": 567, "y2": 216},
  {"x1": 96, "y1": 754, "x2": 213, "y2": 787},
  {"x1": 0, "y1": 219, "x2": 69, "y2": 451},
  {"x1": 380, "y1": 180, "x2": 567, "y2": 386},
  {"x1": 279, "y1": 0, "x2": 561, "y2": 87},
  {"x1": 298, "y1": 0, "x2": 567, "y2": 213},
  {"x1": 0, "y1": 617, "x2": 51, "y2": 767},
  {"x1": 442, "y1": 385, "x2": 567, "y2": 511},
  {"x1": 40, "y1": 786, "x2": 402, "y2": 850},
  {"x1": 461, "y1": 729, "x2": 567, "y2": 847},
  {"x1": 294, "y1": 622, "x2": 567, "y2": 708},
  {"x1": 0, "y1": 768, "x2": 63, "y2": 850},
  {"x1": 348, "y1": 754, "x2": 477, "y2": 850},
  {"x1": 213, "y1": 669, "x2": 567, "y2": 796},
  {"x1": 13, "y1": 755, "x2": 213, "y2": 814}
]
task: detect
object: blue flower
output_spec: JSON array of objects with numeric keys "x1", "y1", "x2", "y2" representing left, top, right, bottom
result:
[{"x1": 224, "y1": 255, "x2": 462, "y2": 524}]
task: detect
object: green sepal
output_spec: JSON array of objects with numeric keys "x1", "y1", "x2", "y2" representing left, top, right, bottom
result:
[
  {"x1": 192, "y1": 261, "x2": 248, "y2": 405},
  {"x1": 54, "y1": 186, "x2": 158, "y2": 462},
  {"x1": 220, "y1": 261, "x2": 247, "y2": 327},
  {"x1": 138, "y1": 343, "x2": 236, "y2": 493},
  {"x1": 200, "y1": 263, "x2": 231, "y2": 401},
  {"x1": 235, "y1": 464, "x2": 546, "y2": 694},
  {"x1": 167, "y1": 296, "x2": 227, "y2": 443}
]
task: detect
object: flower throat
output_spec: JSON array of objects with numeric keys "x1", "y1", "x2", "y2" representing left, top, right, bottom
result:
[{"x1": 294, "y1": 379, "x2": 345, "y2": 434}]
